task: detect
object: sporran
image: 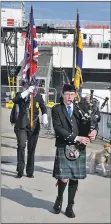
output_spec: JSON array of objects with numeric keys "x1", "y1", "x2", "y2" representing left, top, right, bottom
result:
[{"x1": 64, "y1": 145, "x2": 80, "y2": 161}]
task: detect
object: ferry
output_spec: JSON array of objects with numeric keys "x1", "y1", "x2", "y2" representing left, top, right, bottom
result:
[{"x1": 1, "y1": 3, "x2": 111, "y2": 111}]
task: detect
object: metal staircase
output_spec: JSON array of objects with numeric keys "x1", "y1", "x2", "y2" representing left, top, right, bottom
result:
[
  {"x1": 17, "y1": 46, "x2": 53, "y2": 93},
  {"x1": 2, "y1": 28, "x2": 18, "y2": 94}
]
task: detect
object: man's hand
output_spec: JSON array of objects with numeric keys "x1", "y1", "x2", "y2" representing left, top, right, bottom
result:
[
  {"x1": 42, "y1": 113, "x2": 48, "y2": 125},
  {"x1": 88, "y1": 130, "x2": 97, "y2": 141},
  {"x1": 77, "y1": 136, "x2": 90, "y2": 145},
  {"x1": 28, "y1": 86, "x2": 35, "y2": 94},
  {"x1": 21, "y1": 86, "x2": 35, "y2": 99}
]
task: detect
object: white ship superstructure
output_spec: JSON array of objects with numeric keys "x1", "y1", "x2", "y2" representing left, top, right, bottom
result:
[
  {"x1": 1, "y1": 3, "x2": 111, "y2": 111},
  {"x1": 1, "y1": 3, "x2": 111, "y2": 69}
]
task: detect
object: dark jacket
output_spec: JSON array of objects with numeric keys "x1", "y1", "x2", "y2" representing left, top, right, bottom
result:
[
  {"x1": 52, "y1": 102, "x2": 84, "y2": 147},
  {"x1": 12, "y1": 92, "x2": 47, "y2": 131},
  {"x1": 79, "y1": 97, "x2": 101, "y2": 134},
  {"x1": 52, "y1": 99, "x2": 100, "y2": 147}
]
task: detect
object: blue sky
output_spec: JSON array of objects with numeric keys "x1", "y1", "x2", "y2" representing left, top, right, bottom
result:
[{"x1": 1, "y1": 1, "x2": 110, "y2": 22}]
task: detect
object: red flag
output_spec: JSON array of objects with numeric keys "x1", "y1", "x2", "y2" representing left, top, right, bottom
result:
[{"x1": 22, "y1": 6, "x2": 38, "y2": 86}]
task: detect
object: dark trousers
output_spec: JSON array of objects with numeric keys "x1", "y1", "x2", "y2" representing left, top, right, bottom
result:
[{"x1": 14, "y1": 128, "x2": 39, "y2": 175}]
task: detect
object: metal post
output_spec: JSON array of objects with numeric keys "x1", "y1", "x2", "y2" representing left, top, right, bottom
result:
[
  {"x1": 109, "y1": 84, "x2": 111, "y2": 142},
  {"x1": 14, "y1": 28, "x2": 18, "y2": 92},
  {"x1": 103, "y1": 28, "x2": 104, "y2": 43},
  {"x1": 72, "y1": 30, "x2": 76, "y2": 79},
  {"x1": 60, "y1": 47, "x2": 62, "y2": 84},
  {"x1": 15, "y1": 28, "x2": 18, "y2": 77}
]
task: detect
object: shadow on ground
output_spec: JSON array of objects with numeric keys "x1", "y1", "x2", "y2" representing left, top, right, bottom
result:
[
  {"x1": 1, "y1": 187, "x2": 54, "y2": 213},
  {"x1": 1, "y1": 143, "x2": 16, "y2": 149}
]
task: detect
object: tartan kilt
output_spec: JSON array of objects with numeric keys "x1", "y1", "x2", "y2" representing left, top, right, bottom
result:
[{"x1": 53, "y1": 146, "x2": 87, "y2": 179}]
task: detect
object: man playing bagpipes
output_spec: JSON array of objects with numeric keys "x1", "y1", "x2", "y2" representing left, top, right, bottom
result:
[{"x1": 51, "y1": 83, "x2": 97, "y2": 218}]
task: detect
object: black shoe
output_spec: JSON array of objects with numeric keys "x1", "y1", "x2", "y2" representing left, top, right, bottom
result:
[
  {"x1": 27, "y1": 174, "x2": 34, "y2": 178},
  {"x1": 53, "y1": 197, "x2": 63, "y2": 214},
  {"x1": 16, "y1": 173, "x2": 23, "y2": 178},
  {"x1": 65, "y1": 204, "x2": 75, "y2": 218}
]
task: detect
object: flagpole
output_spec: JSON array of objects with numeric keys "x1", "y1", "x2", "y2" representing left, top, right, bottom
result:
[
  {"x1": 72, "y1": 30, "x2": 76, "y2": 79},
  {"x1": 29, "y1": 4, "x2": 38, "y2": 129},
  {"x1": 30, "y1": 6, "x2": 33, "y2": 129},
  {"x1": 30, "y1": 93, "x2": 33, "y2": 128}
]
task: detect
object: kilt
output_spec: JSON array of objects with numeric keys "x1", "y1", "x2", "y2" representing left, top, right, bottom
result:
[{"x1": 53, "y1": 146, "x2": 87, "y2": 179}]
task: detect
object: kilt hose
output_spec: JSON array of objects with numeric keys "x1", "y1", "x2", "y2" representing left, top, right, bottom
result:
[{"x1": 53, "y1": 146, "x2": 87, "y2": 179}]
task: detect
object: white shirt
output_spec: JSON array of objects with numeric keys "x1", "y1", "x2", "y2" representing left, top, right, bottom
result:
[{"x1": 64, "y1": 102, "x2": 73, "y2": 112}]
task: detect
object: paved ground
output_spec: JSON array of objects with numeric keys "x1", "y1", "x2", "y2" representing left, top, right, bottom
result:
[{"x1": 1, "y1": 108, "x2": 111, "y2": 223}]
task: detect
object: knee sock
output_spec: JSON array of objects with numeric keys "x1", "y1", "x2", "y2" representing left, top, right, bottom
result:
[
  {"x1": 68, "y1": 179, "x2": 78, "y2": 205},
  {"x1": 57, "y1": 179, "x2": 67, "y2": 200}
]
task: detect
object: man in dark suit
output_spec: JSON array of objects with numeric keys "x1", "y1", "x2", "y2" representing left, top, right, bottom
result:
[
  {"x1": 51, "y1": 84, "x2": 97, "y2": 218},
  {"x1": 12, "y1": 83, "x2": 48, "y2": 178}
]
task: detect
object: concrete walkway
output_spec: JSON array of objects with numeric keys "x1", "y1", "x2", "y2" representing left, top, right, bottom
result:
[
  {"x1": 1, "y1": 131, "x2": 110, "y2": 223},
  {"x1": 1, "y1": 108, "x2": 110, "y2": 223}
]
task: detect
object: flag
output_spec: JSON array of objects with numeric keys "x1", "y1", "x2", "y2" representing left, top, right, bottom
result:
[
  {"x1": 22, "y1": 6, "x2": 38, "y2": 86},
  {"x1": 74, "y1": 9, "x2": 83, "y2": 91}
]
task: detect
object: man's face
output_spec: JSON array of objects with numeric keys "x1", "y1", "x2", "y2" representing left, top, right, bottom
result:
[{"x1": 62, "y1": 91, "x2": 76, "y2": 105}]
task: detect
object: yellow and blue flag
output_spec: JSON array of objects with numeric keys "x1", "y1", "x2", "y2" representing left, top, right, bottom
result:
[{"x1": 74, "y1": 9, "x2": 83, "y2": 93}]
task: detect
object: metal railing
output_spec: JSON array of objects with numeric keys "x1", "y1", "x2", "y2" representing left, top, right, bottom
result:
[
  {"x1": 1, "y1": 85, "x2": 56, "y2": 137},
  {"x1": 17, "y1": 39, "x2": 111, "y2": 49},
  {"x1": 46, "y1": 56, "x2": 53, "y2": 100},
  {"x1": 44, "y1": 110, "x2": 111, "y2": 140},
  {"x1": 31, "y1": 18, "x2": 110, "y2": 28},
  {"x1": 1, "y1": 85, "x2": 57, "y2": 104},
  {"x1": 1, "y1": 99, "x2": 111, "y2": 140},
  {"x1": 98, "y1": 112, "x2": 111, "y2": 142},
  {"x1": 1, "y1": 84, "x2": 110, "y2": 139}
]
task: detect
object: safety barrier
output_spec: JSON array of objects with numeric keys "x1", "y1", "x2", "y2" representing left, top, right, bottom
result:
[
  {"x1": 18, "y1": 38, "x2": 111, "y2": 48},
  {"x1": 98, "y1": 112, "x2": 111, "y2": 142},
  {"x1": 45, "y1": 110, "x2": 111, "y2": 140},
  {"x1": 1, "y1": 84, "x2": 56, "y2": 137},
  {"x1": 1, "y1": 107, "x2": 111, "y2": 141},
  {"x1": 43, "y1": 109, "x2": 111, "y2": 139},
  {"x1": 2, "y1": 85, "x2": 110, "y2": 140},
  {"x1": 1, "y1": 85, "x2": 57, "y2": 106}
]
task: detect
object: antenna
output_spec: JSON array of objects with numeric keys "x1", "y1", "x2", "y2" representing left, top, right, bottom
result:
[{"x1": 21, "y1": 1, "x2": 26, "y2": 26}]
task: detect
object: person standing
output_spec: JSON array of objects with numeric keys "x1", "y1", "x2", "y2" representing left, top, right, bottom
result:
[
  {"x1": 11, "y1": 83, "x2": 48, "y2": 178},
  {"x1": 51, "y1": 83, "x2": 97, "y2": 218}
]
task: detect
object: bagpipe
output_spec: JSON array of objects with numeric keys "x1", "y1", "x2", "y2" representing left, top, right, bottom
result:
[
  {"x1": 60, "y1": 70, "x2": 109, "y2": 136},
  {"x1": 73, "y1": 89, "x2": 109, "y2": 136},
  {"x1": 64, "y1": 90, "x2": 109, "y2": 161}
]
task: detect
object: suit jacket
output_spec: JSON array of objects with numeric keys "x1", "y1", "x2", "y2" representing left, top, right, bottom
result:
[
  {"x1": 13, "y1": 92, "x2": 47, "y2": 131},
  {"x1": 52, "y1": 102, "x2": 82, "y2": 147}
]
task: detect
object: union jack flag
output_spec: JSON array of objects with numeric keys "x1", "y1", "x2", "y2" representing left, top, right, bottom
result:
[{"x1": 22, "y1": 6, "x2": 38, "y2": 86}]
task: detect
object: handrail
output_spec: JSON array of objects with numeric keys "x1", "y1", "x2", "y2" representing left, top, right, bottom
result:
[{"x1": 46, "y1": 56, "x2": 53, "y2": 102}]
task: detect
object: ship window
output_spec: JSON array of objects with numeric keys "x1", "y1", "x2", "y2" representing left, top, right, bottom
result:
[
  {"x1": 83, "y1": 34, "x2": 87, "y2": 39},
  {"x1": 109, "y1": 54, "x2": 111, "y2": 60},
  {"x1": 62, "y1": 34, "x2": 67, "y2": 38},
  {"x1": 98, "y1": 53, "x2": 102, "y2": 59},
  {"x1": 38, "y1": 33, "x2": 41, "y2": 39},
  {"x1": 103, "y1": 54, "x2": 109, "y2": 59}
]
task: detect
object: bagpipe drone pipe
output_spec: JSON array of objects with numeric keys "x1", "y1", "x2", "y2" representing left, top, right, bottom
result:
[
  {"x1": 73, "y1": 90, "x2": 109, "y2": 137},
  {"x1": 59, "y1": 70, "x2": 109, "y2": 137}
]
